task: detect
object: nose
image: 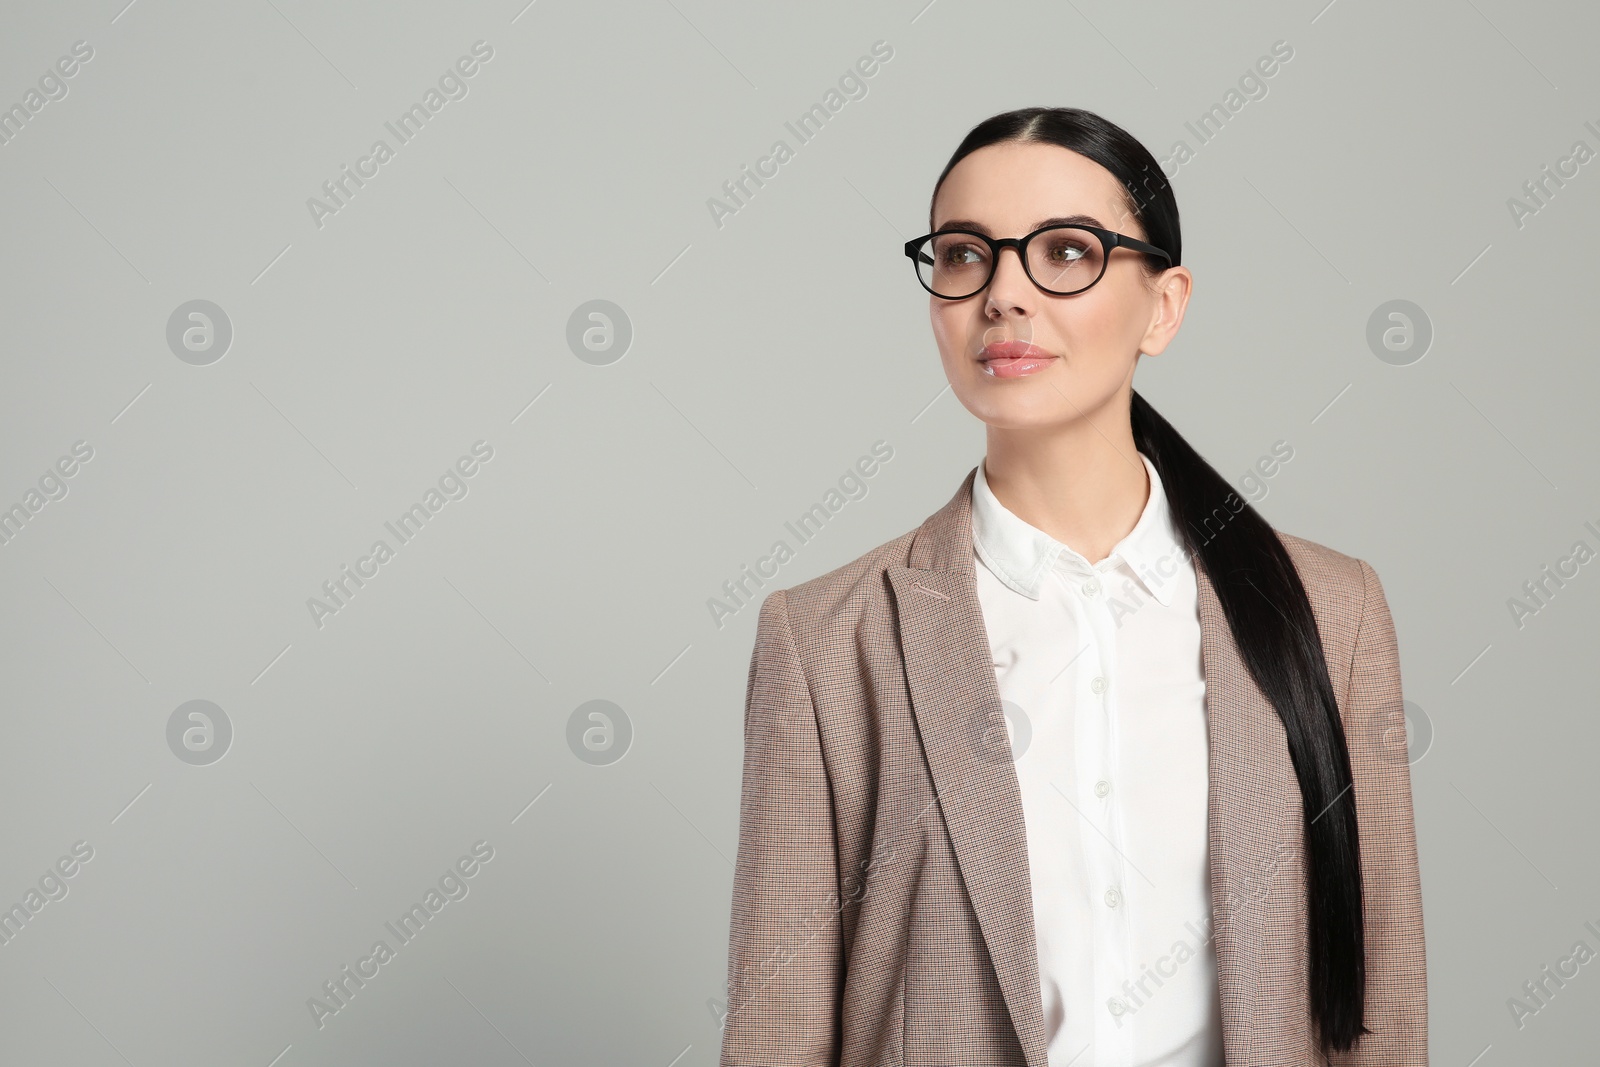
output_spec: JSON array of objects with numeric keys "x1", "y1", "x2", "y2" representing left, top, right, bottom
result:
[{"x1": 985, "y1": 244, "x2": 1036, "y2": 318}]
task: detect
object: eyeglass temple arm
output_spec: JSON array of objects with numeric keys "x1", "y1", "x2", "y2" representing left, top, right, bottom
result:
[{"x1": 1113, "y1": 234, "x2": 1172, "y2": 262}]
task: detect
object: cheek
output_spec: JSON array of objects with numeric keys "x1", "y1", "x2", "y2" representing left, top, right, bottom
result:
[
  {"x1": 1053, "y1": 287, "x2": 1145, "y2": 353},
  {"x1": 930, "y1": 304, "x2": 969, "y2": 360}
]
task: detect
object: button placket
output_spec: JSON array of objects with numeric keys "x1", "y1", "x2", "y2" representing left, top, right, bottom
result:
[{"x1": 1080, "y1": 566, "x2": 1134, "y2": 1062}]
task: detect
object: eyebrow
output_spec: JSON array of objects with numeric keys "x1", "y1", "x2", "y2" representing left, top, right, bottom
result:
[{"x1": 932, "y1": 214, "x2": 1104, "y2": 235}]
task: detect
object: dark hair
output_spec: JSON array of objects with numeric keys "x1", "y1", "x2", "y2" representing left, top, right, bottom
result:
[{"x1": 928, "y1": 107, "x2": 1369, "y2": 1054}]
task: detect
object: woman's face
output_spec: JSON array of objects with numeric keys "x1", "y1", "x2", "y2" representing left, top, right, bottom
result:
[{"x1": 927, "y1": 140, "x2": 1190, "y2": 432}]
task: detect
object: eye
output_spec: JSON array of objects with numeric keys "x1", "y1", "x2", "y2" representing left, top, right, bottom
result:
[
  {"x1": 940, "y1": 242, "x2": 983, "y2": 266},
  {"x1": 1043, "y1": 238, "x2": 1090, "y2": 264}
]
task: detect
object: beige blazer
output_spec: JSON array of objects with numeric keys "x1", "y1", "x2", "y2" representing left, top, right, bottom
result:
[{"x1": 720, "y1": 466, "x2": 1427, "y2": 1066}]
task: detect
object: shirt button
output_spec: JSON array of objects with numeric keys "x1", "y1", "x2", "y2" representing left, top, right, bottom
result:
[
  {"x1": 1083, "y1": 578, "x2": 1100, "y2": 597},
  {"x1": 1094, "y1": 779, "x2": 1111, "y2": 798},
  {"x1": 1105, "y1": 887, "x2": 1122, "y2": 908},
  {"x1": 1108, "y1": 997, "x2": 1125, "y2": 1016},
  {"x1": 1090, "y1": 676, "x2": 1108, "y2": 695}
]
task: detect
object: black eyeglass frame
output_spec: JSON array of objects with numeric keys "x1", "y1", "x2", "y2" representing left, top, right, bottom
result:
[{"x1": 903, "y1": 223, "x2": 1174, "y2": 299}]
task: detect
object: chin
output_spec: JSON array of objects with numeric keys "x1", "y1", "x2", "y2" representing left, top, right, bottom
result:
[{"x1": 955, "y1": 391, "x2": 1060, "y2": 428}]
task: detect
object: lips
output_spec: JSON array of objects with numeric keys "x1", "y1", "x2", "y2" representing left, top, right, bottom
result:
[
  {"x1": 980, "y1": 340, "x2": 1053, "y2": 362},
  {"x1": 979, "y1": 340, "x2": 1057, "y2": 379}
]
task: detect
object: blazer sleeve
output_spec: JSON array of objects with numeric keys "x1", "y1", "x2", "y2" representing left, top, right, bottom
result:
[
  {"x1": 719, "y1": 588, "x2": 843, "y2": 1066},
  {"x1": 1334, "y1": 559, "x2": 1429, "y2": 1065}
]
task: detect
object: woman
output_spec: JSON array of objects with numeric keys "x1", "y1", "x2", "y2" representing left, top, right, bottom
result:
[{"x1": 719, "y1": 107, "x2": 1426, "y2": 1066}]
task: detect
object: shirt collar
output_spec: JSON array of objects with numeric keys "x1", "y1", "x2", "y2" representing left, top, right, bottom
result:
[{"x1": 971, "y1": 450, "x2": 1186, "y2": 606}]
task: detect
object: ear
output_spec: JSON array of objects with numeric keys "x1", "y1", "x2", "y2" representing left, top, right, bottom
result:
[{"x1": 1138, "y1": 266, "x2": 1193, "y2": 357}]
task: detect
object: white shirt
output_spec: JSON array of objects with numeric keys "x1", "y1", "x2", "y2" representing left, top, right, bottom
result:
[{"x1": 971, "y1": 452, "x2": 1224, "y2": 1067}]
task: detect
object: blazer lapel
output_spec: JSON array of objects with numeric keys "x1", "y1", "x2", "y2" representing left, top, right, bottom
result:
[
  {"x1": 888, "y1": 466, "x2": 1293, "y2": 1067},
  {"x1": 1196, "y1": 559, "x2": 1267, "y2": 1067},
  {"x1": 886, "y1": 466, "x2": 1050, "y2": 1067},
  {"x1": 1195, "y1": 558, "x2": 1303, "y2": 1066}
]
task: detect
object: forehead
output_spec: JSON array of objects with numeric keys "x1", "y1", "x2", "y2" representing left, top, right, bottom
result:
[{"x1": 931, "y1": 141, "x2": 1134, "y2": 233}]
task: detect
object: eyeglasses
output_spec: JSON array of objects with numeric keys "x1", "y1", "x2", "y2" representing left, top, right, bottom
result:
[{"x1": 904, "y1": 223, "x2": 1172, "y2": 300}]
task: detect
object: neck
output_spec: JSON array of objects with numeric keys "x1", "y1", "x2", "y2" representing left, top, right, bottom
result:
[{"x1": 982, "y1": 406, "x2": 1148, "y2": 566}]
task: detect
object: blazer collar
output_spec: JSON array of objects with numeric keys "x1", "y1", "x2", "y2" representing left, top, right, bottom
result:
[{"x1": 888, "y1": 465, "x2": 1294, "y2": 1067}]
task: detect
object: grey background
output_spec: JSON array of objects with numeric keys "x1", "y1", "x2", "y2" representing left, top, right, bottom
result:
[{"x1": 1, "y1": 0, "x2": 1596, "y2": 1064}]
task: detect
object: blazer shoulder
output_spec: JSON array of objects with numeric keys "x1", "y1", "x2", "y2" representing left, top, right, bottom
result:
[
  {"x1": 1272, "y1": 527, "x2": 1391, "y2": 689},
  {"x1": 1274, "y1": 527, "x2": 1370, "y2": 599},
  {"x1": 758, "y1": 526, "x2": 919, "y2": 635}
]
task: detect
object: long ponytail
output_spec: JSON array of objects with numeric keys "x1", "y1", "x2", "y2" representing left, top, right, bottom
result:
[
  {"x1": 1131, "y1": 390, "x2": 1367, "y2": 1051},
  {"x1": 930, "y1": 107, "x2": 1369, "y2": 1052}
]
